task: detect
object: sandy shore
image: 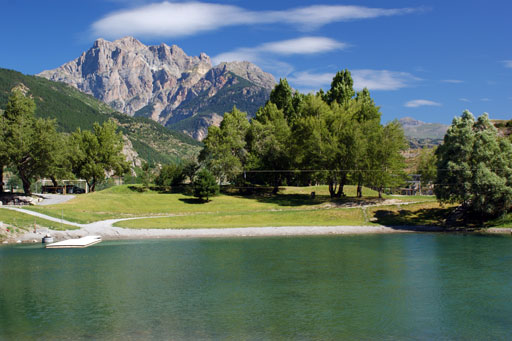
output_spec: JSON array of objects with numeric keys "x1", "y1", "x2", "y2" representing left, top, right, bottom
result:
[{"x1": 3, "y1": 206, "x2": 510, "y2": 244}]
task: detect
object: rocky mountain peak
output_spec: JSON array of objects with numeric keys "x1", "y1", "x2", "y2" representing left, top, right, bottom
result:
[{"x1": 38, "y1": 36, "x2": 275, "y2": 140}]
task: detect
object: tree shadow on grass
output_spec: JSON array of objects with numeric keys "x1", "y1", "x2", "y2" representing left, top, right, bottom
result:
[
  {"x1": 372, "y1": 207, "x2": 463, "y2": 232},
  {"x1": 179, "y1": 198, "x2": 206, "y2": 204}
]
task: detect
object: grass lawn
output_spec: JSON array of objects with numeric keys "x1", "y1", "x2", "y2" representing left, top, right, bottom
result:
[
  {"x1": 22, "y1": 184, "x2": 438, "y2": 228},
  {"x1": 0, "y1": 208, "x2": 79, "y2": 231},
  {"x1": 115, "y1": 207, "x2": 368, "y2": 229}
]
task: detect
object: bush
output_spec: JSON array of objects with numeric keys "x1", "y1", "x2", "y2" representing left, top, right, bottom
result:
[
  {"x1": 154, "y1": 164, "x2": 185, "y2": 187},
  {"x1": 193, "y1": 169, "x2": 219, "y2": 202}
]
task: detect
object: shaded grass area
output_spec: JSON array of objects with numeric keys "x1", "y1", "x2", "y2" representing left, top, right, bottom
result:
[
  {"x1": 0, "y1": 208, "x2": 79, "y2": 231},
  {"x1": 485, "y1": 213, "x2": 512, "y2": 228},
  {"x1": 369, "y1": 202, "x2": 456, "y2": 227},
  {"x1": 25, "y1": 184, "x2": 436, "y2": 226},
  {"x1": 115, "y1": 208, "x2": 367, "y2": 229}
]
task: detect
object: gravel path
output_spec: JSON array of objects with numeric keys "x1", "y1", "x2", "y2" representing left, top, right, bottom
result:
[
  {"x1": 3, "y1": 206, "x2": 447, "y2": 243},
  {"x1": 37, "y1": 194, "x2": 76, "y2": 206}
]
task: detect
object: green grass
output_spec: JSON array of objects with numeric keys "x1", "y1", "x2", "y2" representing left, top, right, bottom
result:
[
  {"x1": 0, "y1": 208, "x2": 79, "y2": 231},
  {"x1": 25, "y1": 184, "x2": 429, "y2": 225},
  {"x1": 115, "y1": 208, "x2": 367, "y2": 229}
]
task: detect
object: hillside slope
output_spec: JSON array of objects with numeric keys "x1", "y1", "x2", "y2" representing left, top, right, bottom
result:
[{"x1": 0, "y1": 68, "x2": 201, "y2": 165}]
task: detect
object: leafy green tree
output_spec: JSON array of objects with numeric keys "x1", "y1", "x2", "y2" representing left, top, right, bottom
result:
[
  {"x1": 154, "y1": 164, "x2": 185, "y2": 187},
  {"x1": 2, "y1": 91, "x2": 61, "y2": 195},
  {"x1": 269, "y1": 78, "x2": 296, "y2": 123},
  {"x1": 140, "y1": 161, "x2": 154, "y2": 188},
  {"x1": 367, "y1": 120, "x2": 408, "y2": 197},
  {"x1": 199, "y1": 107, "x2": 250, "y2": 185},
  {"x1": 0, "y1": 114, "x2": 8, "y2": 193},
  {"x1": 193, "y1": 168, "x2": 219, "y2": 202},
  {"x1": 416, "y1": 148, "x2": 437, "y2": 189},
  {"x1": 247, "y1": 102, "x2": 292, "y2": 194},
  {"x1": 435, "y1": 111, "x2": 512, "y2": 217},
  {"x1": 327, "y1": 69, "x2": 355, "y2": 106},
  {"x1": 70, "y1": 120, "x2": 129, "y2": 192}
]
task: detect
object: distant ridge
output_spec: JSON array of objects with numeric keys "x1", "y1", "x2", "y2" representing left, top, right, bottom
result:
[
  {"x1": 399, "y1": 117, "x2": 449, "y2": 140},
  {"x1": 38, "y1": 37, "x2": 275, "y2": 140}
]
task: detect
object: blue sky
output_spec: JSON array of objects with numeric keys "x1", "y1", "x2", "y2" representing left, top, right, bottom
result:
[{"x1": 1, "y1": 0, "x2": 511, "y2": 124}]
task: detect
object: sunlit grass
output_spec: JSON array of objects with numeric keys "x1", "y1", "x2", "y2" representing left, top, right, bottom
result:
[
  {"x1": 0, "y1": 208, "x2": 79, "y2": 231},
  {"x1": 115, "y1": 207, "x2": 367, "y2": 229}
]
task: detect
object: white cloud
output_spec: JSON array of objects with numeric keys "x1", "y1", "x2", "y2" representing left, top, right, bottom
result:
[
  {"x1": 352, "y1": 70, "x2": 420, "y2": 91},
  {"x1": 91, "y1": 1, "x2": 417, "y2": 39},
  {"x1": 503, "y1": 60, "x2": 512, "y2": 68},
  {"x1": 441, "y1": 79, "x2": 463, "y2": 84},
  {"x1": 213, "y1": 37, "x2": 345, "y2": 65},
  {"x1": 404, "y1": 99, "x2": 442, "y2": 108},
  {"x1": 480, "y1": 98, "x2": 491, "y2": 102},
  {"x1": 459, "y1": 98, "x2": 471, "y2": 102},
  {"x1": 287, "y1": 69, "x2": 420, "y2": 91}
]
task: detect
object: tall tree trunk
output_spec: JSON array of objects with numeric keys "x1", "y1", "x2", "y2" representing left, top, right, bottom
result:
[
  {"x1": 50, "y1": 176, "x2": 58, "y2": 187},
  {"x1": 0, "y1": 165, "x2": 4, "y2": 194},
  {"x1": 335, "y1": 173, "x2": 347, "y2": 198},
  {"x1": 19, "y1": 170, "x2": 31, "y2": 196},
  {"x1": 328, "y1": 178, "x2": 338, "y2": 198},
  {"x1": 272, "y1": 173, "x2": 281, "y2": 195},
  {"x1": 356, "y1": 174, "x2": 363, "y2": 198}
]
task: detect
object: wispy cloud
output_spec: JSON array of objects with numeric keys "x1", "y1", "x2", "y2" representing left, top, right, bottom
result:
[
  {"x1": 352, "y1": 70, "x2": 420, "y2": 91},
  {"x1": 459, "y1": 98, "x2": 471, "y2": 102},
  {"x1": 404, "y1": 99, "x2": 442, "y2": 108},
  {"x1": 441, "y1": 79, "x2": 463, "y2": 84},
  {"x1": 503, "y1": 60, "x2": 512, "y2": 68},
  {"x1": 480, "y1": 98, "x2": 491, "y2": 102},
  {"x1": 213, "y1": 37, "x2": 345, "y2": 65},
  {"x1": 91, "y1": 1, "x2": 418, "y2": 39},
  {"x1": 288, "y1": 69, "x2": 420, "y2": 91}
]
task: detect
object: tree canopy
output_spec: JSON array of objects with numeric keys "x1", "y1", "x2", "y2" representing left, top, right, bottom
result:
[{"x1": 435, "y1": 111, "x2": 512, "y2": 217}]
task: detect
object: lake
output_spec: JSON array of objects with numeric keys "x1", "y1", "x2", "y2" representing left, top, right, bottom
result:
[{"x1": 1, "y1": 233, "x2": 512, "y2": 339}]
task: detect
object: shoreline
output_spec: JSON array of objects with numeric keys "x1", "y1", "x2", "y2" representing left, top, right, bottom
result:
[{"x1": 2, "y1": 206, "x2": 511, "y2": 244}]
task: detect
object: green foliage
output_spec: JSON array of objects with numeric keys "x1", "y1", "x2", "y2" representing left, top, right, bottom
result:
[
  {"x1": 1, "y1": 91, "x2": 62, "y2": 194},
  {"x1": 154, "y1": 164, "x2": 185, "y2": 187},
  {"x1": 69, "y1": 120, "x2": 129, "y2": 192},
  {"x1": 199, "y1": 69, "x2": 408, "y2": 199},
  {"x1": 327, "y1": 69, "x2": 355, "y2": 106},
  {"x1": 435, "y1": 111, "x2": 512, "y2": 217},
  {"x1": 269, "y1": 78, "x2": 296, "y2": 122},
  {"x1": 247, "y1": 102, "x2": 292, "y2": 193},
  {"x1": 199, "y1": 107, "x2": 250, "y2": 184},
  {"x1": 416, "y1": 148, "x2": 437, "y2": 187},
  {"x1": 193, "y1": 168, "x2": 219, "y2": 202}
]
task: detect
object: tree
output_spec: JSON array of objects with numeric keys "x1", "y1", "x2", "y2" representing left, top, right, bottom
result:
[
  {"x1": 367, "y1": 120, "x2": 408, "y2": 198},
  {"x1": 193, "y1": 168, "x2": 219, "y2": 202},
  {"x1": 0, "y1": 113, "x2": 8, "y2": 193},
  {"x1": 199, "y1": 107, "x2": 250, "y2": 185},
  {"x1": 327, "y1": 69, "x2": 355, "y2": 106},
  {"x1": 416, "y1": 148, "x2": 437, "y2": 189},
  {"x1": 247, "y1": 102, "x2": 292, "y2": 194},
  {"x1": 269, "y1": 78, "x2": 296, "y2": 123},
  {"x1": 2, "y1": 91, "x2": 61, "y2": 195},
  {"x1": 70, "y1": 120, "x2": 129, "y2": 192},
  {"x1": 435, "y1": 111, "x2": 512, "y2": 217},
  {"x1": 154, "y1": 164, "x2": 185, "y2": 187}
]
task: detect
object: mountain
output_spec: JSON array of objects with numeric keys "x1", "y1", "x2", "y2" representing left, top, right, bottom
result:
[
  {"x1": 38, "y1": 37, "x2": 275, "y2": 140},
  {"x1": 0, "y1": 68, "x2": 202, "y2": 166},
  {"x1": 399, "y1": 117, "x2": 449, "y2": 148}
]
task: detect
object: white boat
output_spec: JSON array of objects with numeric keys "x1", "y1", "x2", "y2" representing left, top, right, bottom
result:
[{"x1": 46, "y1": 235, "x2": 102, "y2": 249}]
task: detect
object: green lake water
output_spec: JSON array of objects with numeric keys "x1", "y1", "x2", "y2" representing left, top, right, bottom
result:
[{"x1": 1, "y1": 233, "x2": 512, "y2": 340}]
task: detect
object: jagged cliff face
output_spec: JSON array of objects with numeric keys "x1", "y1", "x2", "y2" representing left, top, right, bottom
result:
[{"x1": 38, "y1": 37, "x2": 275, "y2": 139}]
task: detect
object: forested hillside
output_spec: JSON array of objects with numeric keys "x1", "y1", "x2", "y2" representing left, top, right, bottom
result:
[{"x1": 0, "y1": 68, "x2": 201, "y2": 164}]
